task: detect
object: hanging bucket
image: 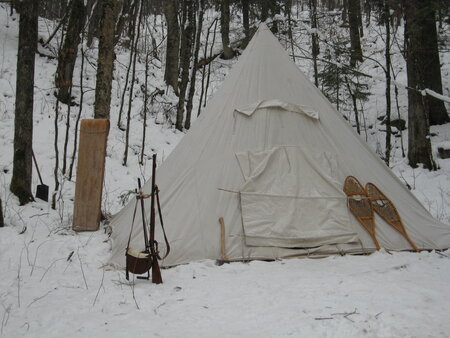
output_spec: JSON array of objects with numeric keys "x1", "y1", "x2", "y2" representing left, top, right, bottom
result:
[{"x1": 126, "y1": 248, "x2": 153, "y2": 275}]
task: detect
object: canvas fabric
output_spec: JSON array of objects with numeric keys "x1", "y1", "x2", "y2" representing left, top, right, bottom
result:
[{"x1": 108, "y1": 24, "x2": 450, "y2": 268}]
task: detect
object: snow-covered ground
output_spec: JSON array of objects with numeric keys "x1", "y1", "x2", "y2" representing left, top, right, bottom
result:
[
  {"x1": 1, "y1": 223, "x2": 449, "y2": 338},
  {"x1": 1, "y1": 4, "x2": 450, "y2": 337}
]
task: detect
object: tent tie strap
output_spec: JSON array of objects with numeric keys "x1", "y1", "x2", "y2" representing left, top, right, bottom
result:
[{"x1": 136, "y1": 193, "x2": 151, "y2": 200}]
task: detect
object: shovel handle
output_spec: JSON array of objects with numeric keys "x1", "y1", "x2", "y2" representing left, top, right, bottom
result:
[{"x1": 31, "y1": 150, "x2": 44, "y2": 185}]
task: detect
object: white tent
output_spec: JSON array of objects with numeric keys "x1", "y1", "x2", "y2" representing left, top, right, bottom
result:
[{"x1": 108, "y1": 24, "x2": 450, "y2": 268}]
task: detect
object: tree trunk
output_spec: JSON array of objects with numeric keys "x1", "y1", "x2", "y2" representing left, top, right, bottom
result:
[
  {"x1": 114, "y1": 0, "x2": 134, "y2": 45},
  {"x1": 203, "y1": 19, "x2": 218, "y2": 108},
  {"x1": 198, "y1": 18, "x2": 218, "y2": 117},
  {"x1": 55, "y1": 0, "x2": 86, "y2": 104},
  {"x1": 94, "y1": 0, "x2": 118, "y2": 119},
  {"x1": 117, "y1": 0, "x2": 139, "y2": 129},
  {"x1": 87, "y1": 0, "x2": 102, "y2": 47},
  {"x1": 421, "y1": 2, "x2": 449, "y2": 125},
  {"x1": 261, "y1": 0, "x2": 269, "y2": 22},
  {"x1": 68, "y1": 38, "x2": 86, "y2": 181},
  {"x1": 384, "y1": 0, "x2": 392, "y2": 166},
  {"x1": 51, "y1": 98, "x2": 60, "y2": 210},
  {"x1": 405, "y1": 0, "x2": 436, "y2": 170},
  {"x1": 10, "y1": 0, "x2": 38, "y2": 205},
  {"x1": 242, "y1": 0, "x2": 250, "y2": 48},
  {"x1": 309, "y1": 0, "x2": 319, "y2": 87},
  {"x1": 364, "y1": 0, "x2": 371, "y2": 26},
  {"x1": 271, "y1": 1, "x2": 281, "y2": 33},
  {"x1": 123, "y1": 0, "x2": 143, "y2": 166},
  {"x1": 286, "y1": 0, "x2": 295, "y2": 62},
  {"x1": 345, "y1": 76, "x2": 361, "y2": 135},
  {"x1": 220, "y1": 0, "x2": 234, "y2": 60},
  {"x1": 175, "y1": 0, "x2": 195, "y2": 131},
  {"x1": 163, "y1": 0, "x2": 180, "y2": 93},
  {"x1": 185, "y1": 0, "x2": 204, "y2": 130},
  {"x1": 140, "y1": 16, "x2": 150, "y2": 165},
  {"x1": 0, "y1": 198, "x2": 4, "y2": 227},
  {"x1": 356, "y1": 0, "x2": 363, "y2": 37},
  {"x1": 342, "y1": 0, "x2": 348, "y2": 23},
  {"x1": 348, "y1": 0, "x2": 363, "y2": 66}
]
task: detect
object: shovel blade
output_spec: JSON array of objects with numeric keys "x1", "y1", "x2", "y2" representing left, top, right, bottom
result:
[{"x1": 36, "y1": 184, "x2": 49, "y2": 202}]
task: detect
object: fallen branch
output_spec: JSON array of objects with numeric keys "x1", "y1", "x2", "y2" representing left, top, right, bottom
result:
[
  {"x1": 130, "y1": 275, "x2": 140, "y2": 310},
  {"x1": 40, "y1": 257, "x2": 66, "y2": 282},
  {"x1": 77, "y1": 248, "x2": 88, "y2": 290},
  {"x1": 17, "y1": 249, "x2": 24, "y2": 308},
  {"x1": 92, "y1": 269, "x2": 105, "y2": 306},
  {"x1": 331, "y1": 308, "x2": 359, "y2": 322},
  {"x1": 27, "y1": 290, "x2": 53, "y2": 308},
  {"x1": 154, "y1": 302, "x2": 166, "y2": 315},
  {"x1": 1, "y1": 304, "x2": 11, "y2": 335},
  {"x1": 30, "y1": 239, "x2": 51, "y2": 277}
]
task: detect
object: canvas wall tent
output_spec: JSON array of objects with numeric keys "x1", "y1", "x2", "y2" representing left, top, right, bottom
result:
[{"x1": 108, "y1": 24, "x2": 450, "y2": 268}]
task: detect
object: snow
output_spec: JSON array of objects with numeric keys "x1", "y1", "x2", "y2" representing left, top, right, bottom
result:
[
  {"x1": 1, "y1": 4, "x2": 450, "y2": 337},
  {"x1": 424, "y1": 88, "x2": 450, "y2": 104},
  {"x1": 1, "y1": 223, "x2": 450, "y2": 337}
]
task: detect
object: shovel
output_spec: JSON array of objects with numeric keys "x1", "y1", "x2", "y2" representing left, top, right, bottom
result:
[{"x1": 32, "y1": 150, "x2": 49, "y2": 202}]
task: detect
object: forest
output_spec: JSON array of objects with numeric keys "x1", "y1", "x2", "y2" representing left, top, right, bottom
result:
[
  {"x1": 2, "y1": 0, "x2": 450, "y2": 214},
  {"x1": 0, "y1": 1, "x2": 450, "y2": 336}
]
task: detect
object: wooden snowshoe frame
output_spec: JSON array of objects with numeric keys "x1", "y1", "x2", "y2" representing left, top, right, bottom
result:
[
  {"x1": 365, "y1": 183, "x2": 420, "y2": 252},
  {"x1": 343, "y1": 176, "x2": 381, "y2": 250}
]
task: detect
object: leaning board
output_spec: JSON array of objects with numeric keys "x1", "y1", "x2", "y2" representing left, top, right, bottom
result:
[{"x1": 73, "y1": 119, "x2": 109, "y2": 231}]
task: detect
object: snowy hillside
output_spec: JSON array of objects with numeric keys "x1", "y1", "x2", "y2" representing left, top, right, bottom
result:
[{"x1": 1, "y1": 3, "x2": 450, "y2": 337}]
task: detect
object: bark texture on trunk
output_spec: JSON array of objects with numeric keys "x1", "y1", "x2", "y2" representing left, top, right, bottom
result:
[
  {"x1": 164, "y1": 0, "x2": 180, "y2": 93},
  {"x1": 405, "y1": 0, "x2": 436, "y2": 170},
  {"x1": 11, "y1": 0, "x2": 39, "y2": 205},
  {"x1": 0, "y1": 198, "x2": 4, "y2": 227},
  {"x1": 94, "y1": 0, "x2": 118, "y2": 119},
  {"x1": 310, "y1": 0, "x2": 319, "y2": 87},
  {"x1": 87, "y1": 0, "x2": 102, "y2": 47},
  {"x1": 420, "y1": 2, "x2": 449, "y2": 125},
  {"x1": 242, "y1": 0, "x2": 250, "y2": 48},
  {"x1": 220, "y1": 0, "x2": 234, "y2": 60},
  {"x1": 348, "y1": 0, "x2": 363, "y2": 66},
  {"x1": 384, "y1": 0, "x2": 392, "y2": 166},
  {"x1": 176, "y1": 0, "x2": 195, "y2": 131},
  {"x1": 185, "y1": 0, "x2": 204, "y2": 130},
  {"x1": 55, "y1": 0, "x2": 86, "y2": 104}
]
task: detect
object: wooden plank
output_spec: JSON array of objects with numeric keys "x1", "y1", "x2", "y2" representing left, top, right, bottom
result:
[{"x1": 73, "y1": 119, "x2": 109, "y2": 232}]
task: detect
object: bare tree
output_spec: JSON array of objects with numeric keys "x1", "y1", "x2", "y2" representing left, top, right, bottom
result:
[
  {"x1": 54, "y1": 0, "x2": 86, "y2": 104},
  {"x1": 198, "y1": 18, "x2": 218, "y2": 116},
  {"x1": 175, "y1": 0, "x2": 195, "y2": 131},
  {"x1": 309, "y1": 0, "x2": 319, "y2": 86},
  {"x1": 421, "y1": 1, "x2": 449, "y2": 125},
  {"x1": 383, "y1": 0, "x2": 392, "y2": 166},
  {"x1": 163, "y1": 0, "x2": 180, "y2": 93},
  {"x1": 0, "y1": 198, "x2": 4, "y2": 227},
  {"x1": 348, "y1": 0, "x2": 363, "y2": 66},
  {"x1": 10, "y1": 0, "x2": 39, "y2": 205},
  {"x1": 68, "y1": 37, "x2": 86, "y2": 181},
  {"x1": 94, "y1": 0, "x2": 119, "y2": 119},
  {"x1": 242, "y1": 0, "x2": 250, "y2": 48},
  {"x1": 220, "y1": 0, "x2": 234, "y2": 59},
  {"x1": 185, "y1": 0, "x2": 204, "y2": 130},
  {"x1": 117, "y1": 0, "x2": 139, "y2": 129},
  {"x1": 405, "y1": 0, "x2": 436, "y2": 170},
  {"x1": 123, "y1": 0, "x2": 143, "y2": 166}
]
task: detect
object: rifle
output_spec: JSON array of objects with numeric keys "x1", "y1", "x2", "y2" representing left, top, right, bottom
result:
[{"x1": 149, "y1": 153, "x2": 163, "y2": 284}]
